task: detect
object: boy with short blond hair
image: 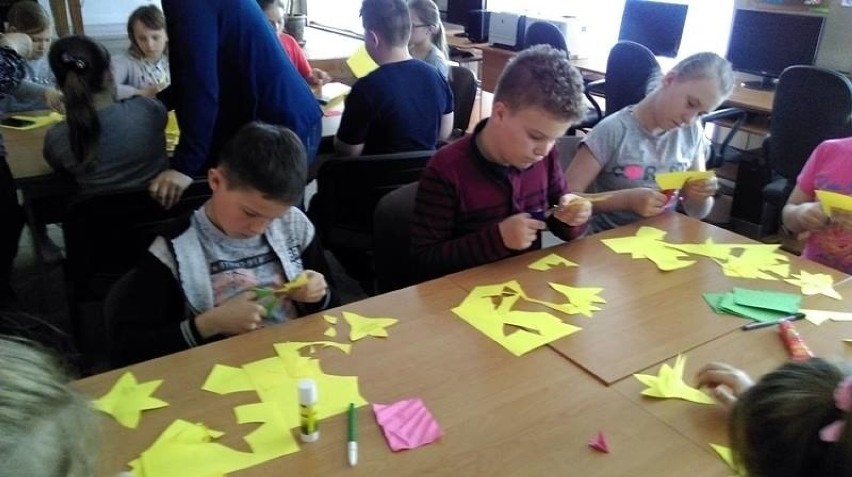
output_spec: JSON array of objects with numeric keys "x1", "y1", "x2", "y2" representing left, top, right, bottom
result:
[{"x1": 411, "y1": 45, "x2": 591, "y2": 281}]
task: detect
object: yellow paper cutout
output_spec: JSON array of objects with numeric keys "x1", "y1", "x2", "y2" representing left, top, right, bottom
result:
[
  {"x1": 784, "y1": 271, "x2": 843, "y2": 300},
  {"x1": 664, "y1": 238, "x2": 736, "y2": 260},
  {"x1": 342, "y1": 311, "x2": 398, "y2": 341},
  {"x1": 201, "y1": 364, "x2": 254, "y2": 395},
  {"x1": 451, "y1": 280, "x2": 581, "y2": 356},
  {"x1": 816, "y1": 189, "x2": 852, "y2": 216},
  {"x1": 530, "y1": 283, "x2": 606, "y2": 317},
  {"x1": 655, "y1": 170, "x2": 715, "y2": 191},
  {"x1": 93, "y1": 372, "x2": 168, "y2": 429},
  {"x1": 346, "y1": 44, "x2": 379, "y2": 78},
  {"x1": 324, "y1": 326, "x2": 337, "y2": 338},
  {"x1": 0, "y1": 111, "x2": 64, "y2": 130},
  {"x1": 601, "y1": 227, "x2": 696, "y2": 271},
  {"x1": 801, "y1": 308, "x2": 852, "y2": 326},
  {"x1": 633, "y1": 354, "x2": 715, "y2": 404},
  {"x1": 275, "y1": 272, "x2": 309, "y2": 294},
  {"x1": 323, "y1": 314, "x2": 338, "y2": 324},
  {"x1": 709, "y1": 443, "x2": 741, "y2": 476},
  {"x1": 527, "y1": 253, "x2": 578, "y2": 271},
  {"x1": 165, "y1": 110, "x2": 180, "y2": 153}
]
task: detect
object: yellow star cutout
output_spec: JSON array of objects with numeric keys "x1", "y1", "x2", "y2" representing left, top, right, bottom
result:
[
  {"x1": 633, "y1": 355, "x2": 714, "y2": 404},
  {"x1": 785, "y1": 271, "x2": 843, "y2": 300},
  {"x1": 342, "y1": 311, "x2": 398, "y2": 341},
  {"x1": 93, "y1": 372, "x2": 168, "y2": 428}
]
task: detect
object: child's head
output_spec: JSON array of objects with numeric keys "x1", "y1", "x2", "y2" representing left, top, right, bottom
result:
[
  {"x1": 488, "y1": 45, "x2": 585, "y2": 169},
  {"x1": 6, "y1": 0, "x2": 52, "y2": 60},
  {"x1": 730, "y1": 358, "x2": 852, "y2": 477},
  {"x1": 407, "y1": 0, "x2": 446, "y2": 55},
  {"x1": 647, "y1": 52, "x2": 734, "y2": 130},
  {"x1": 0, "y1": 335, "x2": 96, "y2": 477},
  {"x1": 257, "y1": 0, "x2": 285, "y2": 33},
  {"x1": 208, "y1": 122, "x2": 307, "y2": 238},
  {"x1": 360, "y1": 0, "x2": 411, "y2": 57},
  {"x1": 48, "y1": 35, "x2": 112, "y2": 170},
  {"x1": 126, "y1": 5, "x2": 167, "y2": 62}
]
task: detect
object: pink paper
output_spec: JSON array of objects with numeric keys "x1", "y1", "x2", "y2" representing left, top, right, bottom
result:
[
  {"x1": 588, "y1": 431, "x2": 610, "y2": 453},
  {"x1": 372, "y1": 398, "x2": 443, "y2": 452}
]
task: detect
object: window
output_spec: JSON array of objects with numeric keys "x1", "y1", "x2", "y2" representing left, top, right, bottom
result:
[{"x1": 309, "y1": 0, "x2": 364, "y2": 36}]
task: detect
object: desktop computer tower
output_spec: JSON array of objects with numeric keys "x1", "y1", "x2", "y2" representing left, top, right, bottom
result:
[{"x1": 467, "y1": 9, "x2": 490, "y2": 43}]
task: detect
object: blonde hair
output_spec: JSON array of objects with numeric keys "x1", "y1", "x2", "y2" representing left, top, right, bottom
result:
[
  {"x1": 407, "y1": 0, "x2": 447, "y2": 58},
  {"x1": 0, "y1": 336, "x2": 96, "y2": 477}
]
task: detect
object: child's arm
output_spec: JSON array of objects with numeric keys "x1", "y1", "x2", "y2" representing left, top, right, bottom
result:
[
  {"x1": 782, "y1": 186, "x2": 830, "y2": 234},
  {"x1": 286, "y1": 270, "x2": 328, "y2": 304},
  {"x1": 438, "y1": 111, "x2": 454, "y2": 141},
  {"x1": 194, "y1": 291, "x2": 267, "y2": 337},
  {"x1": 695, "y1": 361, "x2": 754, "y2": 408}
]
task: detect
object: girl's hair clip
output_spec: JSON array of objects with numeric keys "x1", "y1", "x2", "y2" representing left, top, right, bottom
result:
[{"x1": 60, "y1": 52, "x2": 88, "y2": 72}]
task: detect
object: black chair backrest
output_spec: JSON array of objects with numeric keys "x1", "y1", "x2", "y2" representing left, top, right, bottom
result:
[
  {"x1": 309, "y1": 150, "x2": 434, "y2": 251},
  {"x1": 767, "y1": 65, "x2": 852, "y2": 181},
  {"x1": 449, "y1": 65, "x2": 477, "y2": 135},
  {"x1": 604, "y1": 41, "x2": 660, "y2": 116},
  {"x1": 373, "y1": 182, "x2": 419, "y2": 294},
  {"x1": 524, "y1": 21, "x2": 567, "y2": 51},
  {"x1": 62, "y1": 180, "x2": 212, "y2": 302}
]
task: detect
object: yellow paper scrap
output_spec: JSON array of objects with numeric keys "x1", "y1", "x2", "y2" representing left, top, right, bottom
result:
[
  {"x1": 201, "y1": 364, "x2": 254, "y2": 395},
  {"x1": 709, "y1": 443, "x2": 741, "y2": 476},
  {"x1": 275, "y1": 272, "x2": 309, "y2": 294},
  {"x1": 323, "y1": 314, "x2": 338, "y2": 324},
  {"x1": 716, "y1": 245, "x2": 789, "y2": 280},
  {"x1": 92, "y1": 372, "x2": 168, "y2": 429},
  {"x1": 801, "y1": 308, "x2": 852, "y2": 326},
  {"x1": 655, "y1": 170, "x2": 715, "y2": 191},
  {"x1": 324, "y1": 326, "x2": 337, "y2": 338},
  {"x1": 816, "y1": 189, "x2": 852, "y2": 216},
  {"x1": 342, "y1": 312, "x2": 398, "y2": 341},
  {"x1": 528, "y1": 283, "x2": 605, "y2": 317},
  {"x1": 633, "y1": 354, "x2": 715, "y2": 404},
  {"x1": 0, "y1": 111, "x2": 64, "y2": 130},
  {"x1": 601, "y1": 227, "x2": 696, "y2": 271},
  {"x1": 451, "y1": 280, "x2": 581, "y2": 356},
  {"x1": 527, "y1": 253, "x2": 578, "y2": 271},
  {"x1": 664, "y1": 238, "x2": 735, "y2": 260},
  {"x1": 784, "y1": 271, "x2": 843, "y2": 300},
  {"x1": 346, "y1": 44, "x2": 379, "y2": 78}
]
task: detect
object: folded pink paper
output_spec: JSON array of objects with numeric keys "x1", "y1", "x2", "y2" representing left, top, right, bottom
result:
[{"x1": 372, "y1": 398, "x2": 443, "y2": 451}]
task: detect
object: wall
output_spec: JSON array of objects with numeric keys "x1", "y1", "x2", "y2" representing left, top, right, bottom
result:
[{"x1": 81, "y1": 0, "x2": 160, "y2": 27}]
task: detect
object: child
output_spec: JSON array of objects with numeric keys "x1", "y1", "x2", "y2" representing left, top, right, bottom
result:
[
  {"x1": 407, "y1": 0, "x2": 449, "y2": 78},
  {"x1": 410, "y1": 45, "x2": 591, "y2": 281},
  {"x1": 564, "y1": 52, "x2": 734, "y2": 234},
  {"x1": 697, "y1": 359, "x2": 852, "y2": 477},
  {"x1": 0, "y1": 0, "x2": 62, "y2": 112},
  {"x1": 43, "y1": 35, "x2": 168, "y2": 193},
  {"x1": 0, "y1": 336, "x2": 96, "y2": 477},
  {"x1": 111, "y1": 122, "x2": 336, "y2": 366},
  {"x1": 256, "y1": 0, "x2": 330, "y2": 86},
  {"x1": 781, "y1": 137, "x2": 852, "y2": 274},
  {"x1": 111, "y1": 5, "x2": 170, "y2": 100},
  {"x1": 334, "y1": 0, "x2": 453, "y2": 156}
]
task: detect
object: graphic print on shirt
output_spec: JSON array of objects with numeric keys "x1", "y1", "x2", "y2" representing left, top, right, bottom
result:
[
  {"x1": 209, "y1": 252, "x2": 296, "y2": 323},
  {"x1": 810, "y1": 173, "x2": 852, "y2": 272}
]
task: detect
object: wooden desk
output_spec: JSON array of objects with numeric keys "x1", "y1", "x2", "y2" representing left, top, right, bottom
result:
[{"x1": 4, "y1": 119, "x2": 53, "y2": 180}]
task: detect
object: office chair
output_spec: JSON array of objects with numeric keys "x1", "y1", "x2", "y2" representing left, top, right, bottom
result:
[
  {"x1": 61, "y1": 180, "x2": 212, "y2": 353},
  {"x1": 760, "y1": 65, "x2": 852, "y2": 233},
  {"x1": 373, "y1": 182, "x2": 419, "y2": 294},
  {"x1": 307, "y1": 150, "x2": 434, "y2": 294},
  {"x1": 524, "y1": 21, "x2": 567, "y2": 51},
  {"x1": 448, "y1": 65, "x2": 477, "y2": 137}
]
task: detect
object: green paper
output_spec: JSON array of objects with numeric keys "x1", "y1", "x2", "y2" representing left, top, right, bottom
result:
[{"x1": 732, "y1": 287, "x2": 801, "y2": 314}]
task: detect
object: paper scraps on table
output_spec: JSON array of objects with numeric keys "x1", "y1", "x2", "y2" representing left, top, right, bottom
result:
[
  {"x1": 451, "y1": 280, "x2": 586, "y2": 356},
  {"x1": 588, "y1": 431, "x2": 610, "y2": 453},
  {"x1": 633, "y1": 354, "x2": 715, "y2": 404},
  {"x1": 601, "y1": 226, "x2": 696, "y2": 271},
  {"x1": 92, "y1": 372, "x2": 168, "y2": 429},
  {"x1": 784, "y1": 271, "x2": 843, "y2": 300},
  {"x1": 655, "y1": 170, "x2": 716, "y2": 191},
  {"x1": 527, "y1": 253, "x2": 578, "y2": 271},
  {"x1": 346, "y1": 44, "x2": 379, "y2": 78},
  {"x1": 703, "y1": 287, "x2": 802, "y2": 322},
  {"x1": 709, "y1": 443, "x2": 742, "y2": 476},
  {"x1": 800, "y1": 308, "x2": 852, "y2": 326},
  {"x1": 340, "y1": 311, "x2": 398, "y2": 341},
  {"x1": 373, "y1": 398, "x2": 443, "y2": 452}
]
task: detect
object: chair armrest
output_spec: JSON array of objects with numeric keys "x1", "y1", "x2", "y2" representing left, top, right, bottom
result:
[
  {"x1": 702, "y1": 107, "x2": 747, "y2": 169},
  {"x1": 585, "y1": 78, "x2": 605, "y2": 96}
]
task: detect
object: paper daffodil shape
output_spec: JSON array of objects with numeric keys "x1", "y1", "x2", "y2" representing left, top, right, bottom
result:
[
  {"x1": 785, "y1": 271, "x2": 842, "y2": 300},
  {"x1": 633, "y1": 355, "x2": 714, "y2": 404},
  {"x1": 343, "y1": 311, "x2": 398, "y2": 341},
  {"x1": 93, "y1": 372, "x2": 168, "y2": 428}
]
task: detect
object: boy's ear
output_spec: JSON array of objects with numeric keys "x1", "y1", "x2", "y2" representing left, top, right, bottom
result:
[
  {"x1": 365, "y1": 29, "x2": 380, "y2": 50},
  {"x1": 208, "y1": 167, "x2": 224, "y2": 191},
  {"x1": 491, "y1": 100, "x2": 509, "y2": 122}
]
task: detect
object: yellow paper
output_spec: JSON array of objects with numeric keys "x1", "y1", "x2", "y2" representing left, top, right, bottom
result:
[
  {"x1": 451, "y1": 280, "x2": 581, "y2": 356},
  {"x1": 346, "y1": 44, "x2": 379, "y2": 78},
  {"x1": 323, "y1": 314, "x2": 338, "y2": 324},
  {"x1": 801, "y1": 308, "x2": 852, "y2": 326},
  {"x1": 784, "y1": 271, "x2": 843, "y2": 300},
  {"x1": 709, "y1": 443, "x2": 741, "y2": 476},
  {"x1": 92, "y1": 372, "x2": 168, "y2": 429},
  {"x1": 633, "y1": 354, "x2": 715, "y2": 404},
  {"x1": 526, "y1": 283, "x2": 606, "y2": 318},
  {"x1": 275, "y1": 272, "x2": 309, "y2": 294},
  {"x1": 602, "y1": 227, "x2": 696, "y2": 271},
  {"x1": 655, "y1": 170, "x2": 715, "y2": 191},
  {"x1": 342, "y1": 311, "x2": 398, "y2": 341},
  {"x1": 0, "y1": 111, "x2": 64, "y2": 130},
  {"x1": 816, "y1": 189, "x2": 852, "y2": 216},
  {"x1": 527, "y1": 253, "x2": 578, "y2": 271},
  {"x1": 324, "y1": 326, "x2": 337, "y2": 338},
  {"x1": 201, "y1": 364, "x2": 254, "y2": 395},
  {"x1": 165, "y1": 110, "x2": 180, "y2": 153},
  {"x1": 664, "y1": 239, "x2": 736, "y2": 260}
]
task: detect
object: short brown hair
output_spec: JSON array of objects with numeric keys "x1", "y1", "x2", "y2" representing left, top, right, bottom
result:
[
  {"x1": 493, "y1": 44, "x2": 585, "y2": 122},
  {"x1": 7, "y1": 0, "x2": 52, "y2": 34},
  {"x1": 126, "y1": 5, "x2": 166, "y2": 59},
  {"x1": 360, "y1": 0, "x2": 410, "y2": 48}
]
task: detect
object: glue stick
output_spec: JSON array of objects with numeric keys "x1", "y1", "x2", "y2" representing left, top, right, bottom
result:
[
  {"x1": 779, "y1": 320, "x2": 814, "y2": 361},
  {"x1": 298, "y1": 378, "x2": 319, "y2": 442}
]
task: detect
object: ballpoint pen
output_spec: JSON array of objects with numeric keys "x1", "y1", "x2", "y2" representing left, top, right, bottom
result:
[
  {"x1": 741, "y1": 312, "x2": 806, "y2": 331},
  {"x1": 347, "y1": 402, "x2": 358, "y2": 466}
]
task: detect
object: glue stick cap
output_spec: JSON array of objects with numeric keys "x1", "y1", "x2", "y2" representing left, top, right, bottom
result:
[{"x1": 298, "y1": 378, "x2": 318, "y2": 404}]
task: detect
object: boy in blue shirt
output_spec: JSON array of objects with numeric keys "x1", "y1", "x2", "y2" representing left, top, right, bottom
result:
[{"x1": 334, "y1": 0, "x2": 454, "y2": 156}]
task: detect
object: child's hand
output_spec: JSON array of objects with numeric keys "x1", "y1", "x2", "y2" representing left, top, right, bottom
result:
[
  {"x1": 626, "y1": 188, "x2": 668, "y2": 217},
  {"x1": 195, "y1": 291, "x2": 268, "y2": 338},
  {"x1": 137, "y1": 84, "x2": 161, "y2": 98},
  {"x1": 287, "y1": 270, "x2": 328, "y2": 303},
  {"x1": 552, "y1": 194, "x2": 592, "y2": 227},
  {"x1": 695, "y1": 362, "x2": 754, "y2": 408},
  {"x1": 149, "y1": 169, "x2": 193, "y2": 209},
  {"x1": 44, "y1": 88, "x2": 64, "y2": 114},
  {"x1": 309, "y1": 68, "x2": 331, "y2": 86},
  {"x1": 794, "y1": 202, "x2": 831, "y2": 232},
  {"x1": 681, "y1": 176, "x2": 718, "y2": 201},
  {"x1": 499, "y1": 213, "x2": 547, "y2": 250}
]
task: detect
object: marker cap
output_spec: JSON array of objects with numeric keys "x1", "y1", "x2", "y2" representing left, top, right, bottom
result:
[{"x1": 298, "y1": 379, "x2": 318, "y2": 405}]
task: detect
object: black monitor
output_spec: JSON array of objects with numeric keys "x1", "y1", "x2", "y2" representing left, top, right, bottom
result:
[
  {"x1": 726, "y1": 9, "x2": 825, "y2": 91},
  {"x1": 446, "y1": 0, "x2": 486, "y2": 31},
  {"x1": 618, "y1": 1, "x2": 688, "y2": 58}
]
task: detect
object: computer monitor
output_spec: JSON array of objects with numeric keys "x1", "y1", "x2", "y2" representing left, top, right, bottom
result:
[
  {"x1": 726, "y1": 9, "x2": 825, "y2": 91},
  {"x1": 446, "y1": 0, "x2": 486, "y2": 32},
  {"x1": 618, "y1": 1, "x2": 688, "y2": 58}
]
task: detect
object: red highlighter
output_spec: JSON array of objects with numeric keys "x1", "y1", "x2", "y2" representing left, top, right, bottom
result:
[{"x1": 779, "y1": 320, "x2": 814, "y2": 361}]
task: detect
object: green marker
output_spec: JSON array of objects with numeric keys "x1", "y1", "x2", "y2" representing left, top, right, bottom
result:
[{"x1": 347, "y1": 402, "x2": 358, "y2": 466}]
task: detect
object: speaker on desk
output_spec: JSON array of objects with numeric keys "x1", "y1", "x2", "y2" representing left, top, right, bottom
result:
[{"x1": 467, "y1": 10, "x2": 490, "y2": 43}]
